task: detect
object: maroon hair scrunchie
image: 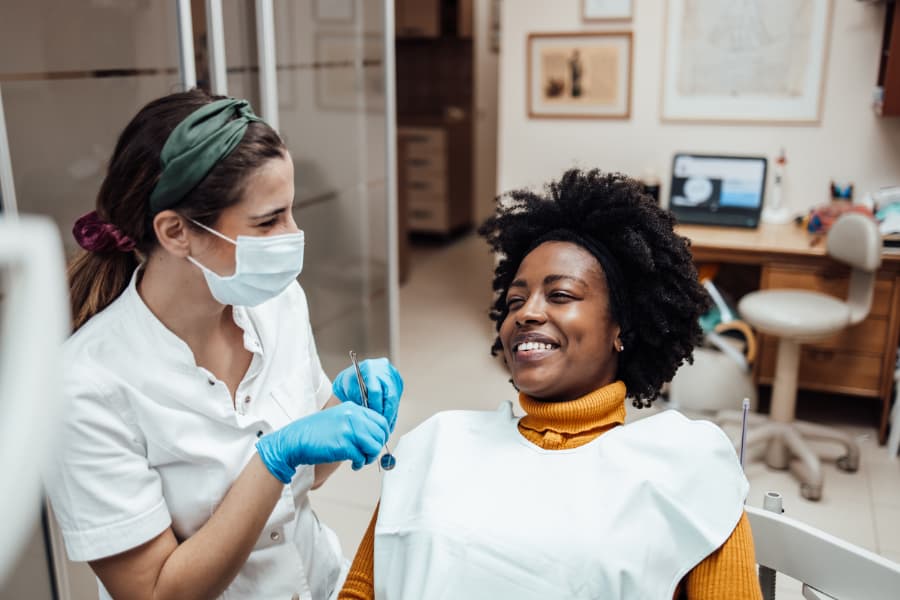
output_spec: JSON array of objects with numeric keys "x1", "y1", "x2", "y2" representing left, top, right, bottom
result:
[{"x1": 72, "y1": 211, "x2": 136, "y2": 253}]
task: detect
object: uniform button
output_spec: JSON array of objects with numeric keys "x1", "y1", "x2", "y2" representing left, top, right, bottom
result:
[
  {"x1": 244, "y1": 395, "x2": 252, "y2": 404},
  {"x1": 270, "y1": 530, "x2": 281, "y2": 541},
  {"x1": 207, "y1": 378, "x2": 215, "y2": 386},
  {"x1": 256, "y1": 430, "x2": 264, "y2": 438}
]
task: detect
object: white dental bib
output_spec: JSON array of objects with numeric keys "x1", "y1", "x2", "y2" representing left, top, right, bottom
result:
[{"x1": 374, "y1": 403, "x2": 748, "y2": 600}]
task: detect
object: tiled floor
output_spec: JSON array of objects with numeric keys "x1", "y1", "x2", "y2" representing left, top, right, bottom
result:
[{"x1": 310, "y1": 233, "x2": 900, "y2": 599}]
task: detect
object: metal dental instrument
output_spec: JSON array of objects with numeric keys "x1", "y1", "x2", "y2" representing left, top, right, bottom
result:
[
  {"x1": 349, "y1": 351, "x2": 396, "y2": 471},
  {"x1": 739, "y1": 397, "x2": 750, "y2": 469}
]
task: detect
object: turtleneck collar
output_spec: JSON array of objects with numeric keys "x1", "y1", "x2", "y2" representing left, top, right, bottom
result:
[{"x1": 517, "y1": 381, "x2": 627, "y2": 450}]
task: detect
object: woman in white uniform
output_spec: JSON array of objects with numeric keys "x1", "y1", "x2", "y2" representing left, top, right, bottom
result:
[{"x1": 45, "y1": 89, "x2": 403, "y2": 600}]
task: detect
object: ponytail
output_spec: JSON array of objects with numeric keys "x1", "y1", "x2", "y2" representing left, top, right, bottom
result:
[{"x1": 68, "y1": 250, "x2": 139, "y2": 332}]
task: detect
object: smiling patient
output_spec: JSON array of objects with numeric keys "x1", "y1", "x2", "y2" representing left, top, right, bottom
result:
[{"x1": 339, "y1": 169, "x2": 763, "y2": 600}]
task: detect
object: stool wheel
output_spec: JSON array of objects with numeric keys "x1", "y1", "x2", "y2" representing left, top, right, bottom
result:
[
  {"x1": 836, "y1": 455, "x2": 859, "y2": 473},
  {"x1": 801, "y1": 483, "x2": 822, "y2": 501}
]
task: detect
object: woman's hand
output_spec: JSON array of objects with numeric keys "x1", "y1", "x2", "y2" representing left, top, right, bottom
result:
[
  {"x1": 256, "y1": 403, "x2": 390, "y2": 483},
  {"x1": 332, "y1": 357, "x2": 403, "y2": 431}
]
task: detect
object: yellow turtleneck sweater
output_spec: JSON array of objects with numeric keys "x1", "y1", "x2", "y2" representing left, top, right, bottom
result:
[{"x1": 339, "y1": 382, "x2": 762, "y2": 600}]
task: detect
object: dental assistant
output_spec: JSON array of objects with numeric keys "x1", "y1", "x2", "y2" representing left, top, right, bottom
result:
[{"x1": 45, "y1": 90, "x2": 403, "y2": 600}]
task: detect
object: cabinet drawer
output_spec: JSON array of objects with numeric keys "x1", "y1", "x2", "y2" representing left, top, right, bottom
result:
[
  {"x1": 395, "y1": 0, "x2": 440, "y2": 38},
  {"x1": 407, "y1": 187, "x2": 446, "y2": 205},
  {"x1": 404, "y1": 155, "x2": 446, "y2": 179},
  {"x1": 765, "y1": 266, "x2": 894, "y2": 318},
  {"x1": 802, "y1": 316, "x2": 887, "y2": 355},
  {"x1": 404, "y1": 176, "x2": 444, "y2": 197},
  {"x1": 398, "y1": 127, "x2": 445, "y2": 156},
  {"x1": 408, "y1": 200, "x2": 448, "y2": 232},
  {"x1": 758, "y1": 343, "x2": 882, "y2": 396}
]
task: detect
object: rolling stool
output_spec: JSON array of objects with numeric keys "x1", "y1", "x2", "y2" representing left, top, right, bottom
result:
[{"x1": 719, "y1": 213, "x2": 882, "y2": 500}]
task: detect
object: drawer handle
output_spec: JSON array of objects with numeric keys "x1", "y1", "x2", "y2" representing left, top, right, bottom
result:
[
  {"x1": 410, "y1": 209, "x2": 433, "y2": 218},
  {"x1": 408, "y1": 158, "x2": 431, "y2": 167},
  {"x1": 819, "y1": 270, "x2": 845, "y2": 281},
  {"x1": 409, "y1": 181, "x2": 431, "y2": 190},
  {"x1": 807, "y1": 349, "x2": 835, "y2": 362}
]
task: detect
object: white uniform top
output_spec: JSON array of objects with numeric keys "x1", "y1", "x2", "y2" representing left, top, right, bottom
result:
[
  {"x1": 375, "y1": 403, "x2": 749, "y2": 600},
  {"x1": 45, "y1": 272, "x2": 344, "y2": 600}
]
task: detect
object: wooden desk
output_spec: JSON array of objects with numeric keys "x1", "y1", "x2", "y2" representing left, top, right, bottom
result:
[{"x1": 677, "y1": 223, "x2": 900, "y2": 444}]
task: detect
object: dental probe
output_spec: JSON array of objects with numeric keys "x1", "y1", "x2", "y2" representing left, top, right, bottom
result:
[{"x1": 349, "y1": 351, "x2": 396, "y2": 470}]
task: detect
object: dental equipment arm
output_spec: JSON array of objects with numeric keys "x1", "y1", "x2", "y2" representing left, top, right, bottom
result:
[{"x1": 0, "y1": 217, "x2": 68, "y2": 585}]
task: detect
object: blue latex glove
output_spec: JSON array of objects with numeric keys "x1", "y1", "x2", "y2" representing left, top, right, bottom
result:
[
  {"x1": 256, "y1": 402, "x2": 390, "y2": 483},
  {"x1": 332, "y1": 357, "x2": 403, "y2": 432}
]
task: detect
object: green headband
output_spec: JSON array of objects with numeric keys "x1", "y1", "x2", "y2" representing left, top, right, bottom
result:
[{"x1": 149, "y1": 98, "x2": 265, "y2": 215}]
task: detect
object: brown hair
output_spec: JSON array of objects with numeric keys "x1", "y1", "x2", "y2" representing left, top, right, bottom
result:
[{"x1": 68, "y1": 89, "x2": 286, "y2": 331}]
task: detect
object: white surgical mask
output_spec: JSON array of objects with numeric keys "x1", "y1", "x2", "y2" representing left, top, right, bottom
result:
[{"x1": 187, "y1": 219, "x2": 304, "y2": 307}]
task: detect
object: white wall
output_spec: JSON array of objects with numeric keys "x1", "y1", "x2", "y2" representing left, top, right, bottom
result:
[
  {"x1": 497, "y1": 0, "x2": 900, "y2": 213},
  {"x1": 473, "y1": 0, "x2": 500, "y2": 223}
]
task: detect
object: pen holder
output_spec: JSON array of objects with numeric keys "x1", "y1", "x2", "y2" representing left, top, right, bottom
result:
[{"x1": 830, "y1": 180, "x2": 854, "y2": 202}]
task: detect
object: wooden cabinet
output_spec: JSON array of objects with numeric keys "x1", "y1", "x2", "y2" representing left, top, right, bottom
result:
[
  {"x1": 398, "y1": 120, "x2": 473, "y2": 237},
  {"x1": 457, "y1": 0, "x2": 473, "y2": 38},
  {"x1": 394, "y1": 0, "x2": 474, "y2": 284},
  {"x1": 395, "y1": 0, "x2": 472, "y2": 39},
  {"x1": 395, "y1": 0, "x2": 440, "y2": 38}
]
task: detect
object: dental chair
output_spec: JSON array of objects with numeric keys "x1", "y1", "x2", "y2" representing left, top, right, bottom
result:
[
  {"x1": 749, "y1": 492, "x2": 900, "y2": 599},
  {"x1": 0, "y1": 216, "x2": 68, "y2": 584},
  {"x1": 719, "y1": 213, "x2": 882, "y2": 501}
]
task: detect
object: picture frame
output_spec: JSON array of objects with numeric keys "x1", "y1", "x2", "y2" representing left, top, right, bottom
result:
[
  {"x1": 527, "y1": 32, "x2": 632, "y2": 119},
  {"x1": 315, "y1": 33, "x2": 385, "y2": 112},
  {"x1": 313, "y1": 0, "x2": 355, "y2": 23},
  {"x1": 661, "y1": 0, "x2": 833, "y2": 124},
  {"x1": 582, "y1": 0, "x2": 633, "y2": 22}
]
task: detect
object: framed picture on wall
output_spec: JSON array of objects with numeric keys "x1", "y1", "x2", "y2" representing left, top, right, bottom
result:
[
  {"x1": 315, "y1": 33, "x2": 385, "y2": 112},
  {"x1": 661, "y1": 0, "x2": 833, "y2": 123},
  {"x1": 583, "y1": 0, "x2": 633, "y2": 21},
  {"x1": 527, "y1": 32, "x2": 632, "y2": 119}
]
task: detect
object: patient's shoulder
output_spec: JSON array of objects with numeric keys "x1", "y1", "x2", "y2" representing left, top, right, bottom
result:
[
  {"x1": 621, "y1": 409, "x2": 736, "y2": 455},
  {"x1": 396, "y1": 402, "x2": 516, "y2": 449},
  {"x1": 615, "y1": 410, "x2": 748, "y2": 505}
]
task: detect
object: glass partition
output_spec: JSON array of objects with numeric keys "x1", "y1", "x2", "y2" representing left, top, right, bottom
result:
[
  {"x1": 0, "y1": 1, "x2": 185, "y2": 255},
  {"x1": 0, "y1": 3, "x2": 396, "y2": 597},
  {"x1": 269, "y1": 0, "x2": 392, "y2": 371}
]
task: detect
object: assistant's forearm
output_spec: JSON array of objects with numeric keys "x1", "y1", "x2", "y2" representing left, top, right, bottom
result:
[{"x1": 152, "y1": 455, "x2": 284, "y2": 600}]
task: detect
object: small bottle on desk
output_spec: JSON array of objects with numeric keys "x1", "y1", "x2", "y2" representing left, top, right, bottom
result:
[
  {"x1": 641, "y1": 168, "x2": 661, "y2": 204},
  {"x1": 762, "y1": 147, "x2": 791, "y2": 224}
]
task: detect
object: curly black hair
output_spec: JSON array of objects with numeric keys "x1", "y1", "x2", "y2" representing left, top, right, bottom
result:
[{"x1": 478, "y1": 168, "x2": 710, "y2": 407}]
